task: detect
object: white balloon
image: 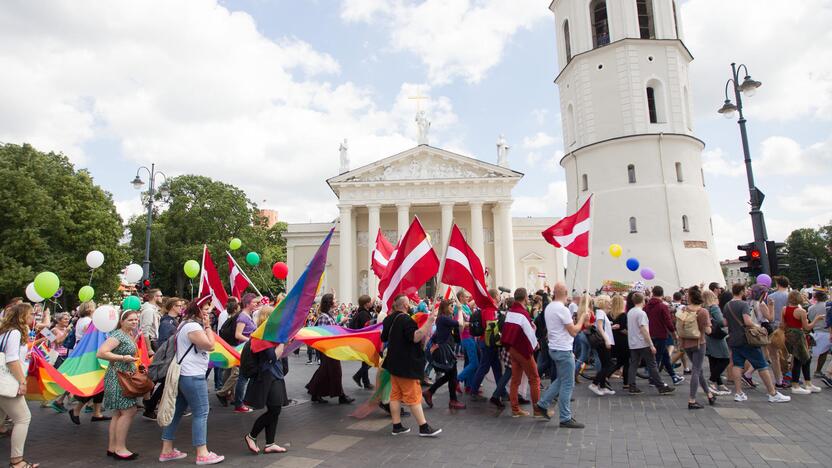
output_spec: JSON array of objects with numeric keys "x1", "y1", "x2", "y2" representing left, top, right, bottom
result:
[
  {"x1": 86, "y1": 250, "x2": 105, "y2": 269},
  {"x1": 123, "y1": 263, "x2": 144, "y2": 283},
  {"x1": 25, "y1": 282, "x2": 43, "y2": 302},
  {"x1": 92, "y1": 305, "x2": 119, "y2": 333}
]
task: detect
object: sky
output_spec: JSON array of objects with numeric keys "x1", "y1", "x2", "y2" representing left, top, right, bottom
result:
[{"x1": 0, "y1": 0, "x2": 830, "y2": 261}]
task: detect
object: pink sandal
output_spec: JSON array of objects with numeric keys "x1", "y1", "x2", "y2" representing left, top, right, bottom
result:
[
  {"x1": 244, "y1": 434, "x2": 260, "y2": 454},
  {"x1": 263, "y1": 444, "x2": 287, "y2": 454}
]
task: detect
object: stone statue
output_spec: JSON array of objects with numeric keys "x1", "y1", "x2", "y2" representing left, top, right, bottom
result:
[
  {"x1": 359, "y1": 271, "x2": 368, "y2": 296},
  {"x1": 416, "y1": 110, "x2": 430, "y2": 145},
  {"x1": 496, "y1": 134, "x2": 510, "y2": 167},
  {"x1": 339, "y1": 138, "x2": 349, "y2": 174},
  {"x1": 410, "y1": 158, "x2": 420, "y2": 178}
]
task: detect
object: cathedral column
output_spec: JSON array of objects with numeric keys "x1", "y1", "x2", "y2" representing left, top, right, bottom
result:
[
  {"x1": 498, "y1": 201, "x2": 516, "y2": 290},
  {"x1": 338, "y1": 204, "x2": 354, "y2": 303},
  {"x1": 367, "y1": 203, "x2": 381, "y2": 297},
  {"x1": 396, "y1": 202, "x2": 410, "y2": 240},
  {"x1": 491, "y1": 204, "x2": 503, "y2": 288},
  {"x1": 469, "y1": 201, "x2": 484, "y2": 260},
  {"x1": 438, "y1": 201, "x2": 454, "y2": 288}
]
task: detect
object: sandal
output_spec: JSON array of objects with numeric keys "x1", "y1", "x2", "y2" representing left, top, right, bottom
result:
[
  {"x1": 245, "y1": 434, "x2": 260, "y2": 454},
  {"x1": 11, "y1": 460, "x2": 40, "y2": 468},
  {"x1": 263, "y1": 444, "x2": 287, "y2": 454}
]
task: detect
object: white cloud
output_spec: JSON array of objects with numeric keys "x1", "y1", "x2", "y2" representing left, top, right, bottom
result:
[
  {"x1": 756, "y1": 135, "x2": 832, "y2": 175},
  {"x1": 779, "y1": 185, "x2": 832, "y2": 212},
  {"x1": 525, "y1": 152, "x2": 541, "y2": 165},
  {"x1": 701, "y1": 148, "x2": 744, "y2": 177},
  {"x1": 114, "y1": 195, "x2": 145, "y2": 223},
  {"x1": 512, "y1": 181, "x2": 568, "y2": 217},
  {"x1": 521, "y1": 131, "x2": 557, "y2": 150},
  {"x1": 341, "y1": 0, "x2": 549, "y2": 84},
  {"x1": 531, "y1": 108, "x2": 548, "y2": 126},
  {"x1": 683, "y1": 0, "x2": 832, "y2": 122}
]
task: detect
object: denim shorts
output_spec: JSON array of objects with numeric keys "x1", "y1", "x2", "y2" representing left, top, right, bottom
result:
[{"x1": 730, "y1": 345, "x2": 769, "y2": 370}]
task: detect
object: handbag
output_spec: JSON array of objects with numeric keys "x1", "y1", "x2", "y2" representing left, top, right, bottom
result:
[
  {"x1": 429, "y1": 341, "x2": 456, "y2": 372},
  {"x1": 117, "y1": 364, "x2": 155, "y2": 398},
  {"x1": 584, "y1": 325, "x2": 605, "y2": 349},
  {"x1": 727, "y1": 302, "x2": 770, "y2": 347},
  {"x1": 0, "y1": 333, "x2": 20, "y2": 398}
]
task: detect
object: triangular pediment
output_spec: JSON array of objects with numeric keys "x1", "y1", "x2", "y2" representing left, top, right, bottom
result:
[
  {"x1": 328, "y1": 145, "x2": 523, "y2": 186},
  {"x1": 520, "y1": 252, "x2": 545, "y2": 262}
]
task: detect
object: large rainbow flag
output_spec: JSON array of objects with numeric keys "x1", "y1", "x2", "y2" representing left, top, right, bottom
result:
[
  {"x1": 208, "y1": 335, "x2": 241, "y2": 368},
  {"x1": 294, "y1": 323, "x2": 383, "y2": 367},
  {"x1": 52, "y1": 325, "x2": 109, "y2": 397},
  {"x1": 250, "y1": 227, "x2": 334, "y2": 352}
]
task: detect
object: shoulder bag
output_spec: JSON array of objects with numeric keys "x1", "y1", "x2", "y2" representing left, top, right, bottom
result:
[
  {"x1": 729, "y1": 302, "x2": 770, "y2": 347},
  {"x1": 0, "y1": 333, "x2": 21, "y2": 398},
  {"x1": 156, "y1": 323, "x2": 195, "y2": 427},
  {"x1": 117, "y1": 363, "x2": 155, "y2": 398}
]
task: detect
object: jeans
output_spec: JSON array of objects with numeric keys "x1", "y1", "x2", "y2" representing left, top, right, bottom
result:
[
  {"x1": 628, "y1": 347, "x2": 666, "y2": 388},
  {"x1": 213, "y1": 367, "x2": 224, "y2": 390},
  {"x1": 472, "y1": 342, "x2": 503, "y2": 392},
  {"x1": 491, "y1": 366, "x2": 511, "y2": 399},
  {"x1": 457, "y1": 337, "x2": 479, "y2": 389},
  {"x1": 162, "y1": 375, "x2": 209, "y2": 447},
  {"x1": 234, "y1": 375, "x2": 249, "y2": 407},
  {"x1": 652, "y1": 337, "x2": 677, "y2": 377},
  {"x1": 538, "y1": 350, "x2": 575, "y2": 423},
  {"x1": 508, "y1": 348, "x2": 540, "y2": 412},
  {"x1": 536, "y1": 347, "x2": 552, "y2": 380},
  {"x1": 428, "y1": 364, "x2": 458, "y2": 400},
  {"x1": 574, "y1": 333, "x2": 591, "y2": 372},
  {"x1": 685, "y1": 344, "x2": 709, "y2": 400}
]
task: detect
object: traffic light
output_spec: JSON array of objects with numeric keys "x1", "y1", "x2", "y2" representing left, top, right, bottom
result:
[
  {"x1": 738, "y1": 242, "x2": 763, "y2": 276},
  {"x1": 765, "y1": 241, "x2": 788, "y2": 276}
]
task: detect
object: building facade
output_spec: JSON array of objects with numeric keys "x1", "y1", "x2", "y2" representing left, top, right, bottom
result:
[
  {"x1": 721, "y1": 259, "x2": 750, "y2": 287},
  {"x1": 550, "y1": 0, "x2": 724, "y2": 291}
]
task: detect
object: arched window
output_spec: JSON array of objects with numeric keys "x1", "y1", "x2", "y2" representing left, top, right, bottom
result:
[
  {"x1": 563, "y1": 20, "x2": 572, "y2": 62},
  {"x1": 629, "y1": 217, "x2": 638, "y2": 233},
  {"x1": 627, "y1": 164, "x2": 636, "y2": 183},
  {"x1": 636, "y1": 0, "x2": 655, "y2": 39},
  {"x1": 646, "y1": 87, "x2": 658, "y2": 123},
  {"x1": 672, "y1": 1, "x2": 680, "y2": 39},
  {"x1": 590, "y1": 0, "x2": 610, "y2": 48},
  {"x1": 675, "y1": 162, "x2": 684, "y2": 182},
  {"x1": 682, "y1": 215, "x2": 689, "y2": 232},
  {"x1": 566, "y1": 104, "x2": 576, "y2": 145},
  {"x1": 581, "y1": 173, "x2": 588, "y2": 191},
  {"x1": 646, "y1": 79, "x2": 666, "y2": 123}
]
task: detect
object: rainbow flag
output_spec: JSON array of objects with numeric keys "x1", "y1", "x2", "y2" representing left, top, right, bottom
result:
[
  {"x1": 294, "y1": 323, "x2": 383, "y2": 367},
  {"x1": 135, "y1": 334, "x2": 151, "y2": 368},
  {"x1": 250, "y1": 227, "x2": 334, "y2": 352},
  {"x1": 208, "y1": 335, "x2": 241, "y2": 368},
  {"x1": 350, "y1": 368, "x2": 392, "y2": 419},
  {"x1": 25, "y1": 348, "x2": 87, "y2": 401},
  {"x1": 53, "y1": 325, "x2": 108, "y2": 397}
]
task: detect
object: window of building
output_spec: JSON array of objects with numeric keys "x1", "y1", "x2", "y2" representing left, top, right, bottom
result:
[
  {"x1": 646, "y1": 87, "x2": 658, "y2": 123},
  {"x1": 675, "y1": 162, "x2": 683, "y2": 182},
  {"x1": 590, "y1": 0, "x2": 610, "y2": 48},
  {"x1": 629, "y1": 217, "x2": 638, "y2": 233},
  {"x1": 645, "y1": 79, "x2": 666, "y2": 123},
  {"x1": 701, "y1": 168, "x2": 706, "y2": 187},
  {"x1": 581, "y1": 173, "x2": 588, "y2": 191},
  {"x1": 636, "y1": 0, "x2": 655, "y2": 39},
  {"x1": 627, "y1": 164, "x2": 636, "y2": 184},
  {"x1": 682, "y1": 215, "x2": 689, "y2": 232},
  {"x1": 563, "y1": 20, "x2": 572, "y2": 62}
]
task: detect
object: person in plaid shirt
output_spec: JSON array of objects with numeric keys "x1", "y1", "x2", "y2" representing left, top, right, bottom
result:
[{"x1": 305, "y1": 294, "x2": 355, "y2": 404}]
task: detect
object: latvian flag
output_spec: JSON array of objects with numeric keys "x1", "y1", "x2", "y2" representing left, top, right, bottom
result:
[
  {"x1": 227, "y1": 252, "x2": 253, "y2": 300},
  {"x1": 371, "y1": 228, "x2": 394, "y2": 279},
  {"x1": 378, "y1": 217, "x2": 439, "y2": 311},
  {"x1": 198, "y1": 246, "x2": 229, "y2": 313},
  {"x1": 441, "y1": 224, "x2": 496, "y2": 313},
  {"x1": 542, "y1": 195, "x2": 592, "y2": 257},
  {"x1": 500, "y1": 303, "x2": 537, "y2": 358}
]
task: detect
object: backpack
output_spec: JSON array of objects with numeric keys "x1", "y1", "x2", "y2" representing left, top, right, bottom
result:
[
  {"x1": 239, "y1": 341, "x2": 258, "y2": 379},
  {"x1": 469, "y1": 308, "x2": 484, "y2": 337},
  {"x1": 219, "y1": 314, "x2": 239, "y2": 346},
  {"x1": 675, "y1": 308, "x2": 701, "y2": 340},
  {"x1": 484, "y1": 320, "x2": 501, "y2": 347},
  {"x1": 148, "y1": 325, "x2": 195, "y2": 382}
]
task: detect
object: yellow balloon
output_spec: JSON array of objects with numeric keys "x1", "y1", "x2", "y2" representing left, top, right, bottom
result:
[{"x1": 609, "y1": 244, "x2": 623, "y2": 258}]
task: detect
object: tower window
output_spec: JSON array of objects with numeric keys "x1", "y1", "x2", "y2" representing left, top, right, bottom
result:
[
  {"x1": 627, "y1": 164, "x2": 636, "y2": 184},
  {"x1": 563, "y1": 20, "x2": 572, "y2": 62},
  {"x1": 581, "y1": 174, "x2": 588, "y2": 192},
  {"x1": 636, "y1": 0, "x2": 655, "y2": 39},
  {"x1": 682, "y1": 215, "x2": 689, "y2": 232},
  {"x1": 646, "y1": 87, "x2": 658, "y2": 123},
  {"x1": 675, "y1": 162, "x2": 683, "y2": 182},
  {"x1": 629, "y1": 217, "x2": 638, "y2": 233},
  {"x1": 645, "y1": 79, "x2": 666, "y2": 123},
  {"x1": 701, "y1": 168, "x2": 706, "y2": 187},
  {"x1": 590, "y1": 0, "x2": 610, "y2": 48}
]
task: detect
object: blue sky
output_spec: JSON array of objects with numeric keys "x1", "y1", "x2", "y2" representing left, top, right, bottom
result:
[{"x1": 0, "y1": 0, "x2": 830, "y2": 260}]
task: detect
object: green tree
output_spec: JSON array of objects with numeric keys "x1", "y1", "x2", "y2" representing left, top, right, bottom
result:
[
  {"x1": 783, "y1": 227, "x2": 831, "y2": 287},
  {"x1": 0, "y1": 143, "x2": 126, "y2": 307}
]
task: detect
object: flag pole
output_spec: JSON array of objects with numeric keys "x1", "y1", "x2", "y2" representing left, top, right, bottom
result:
[
  {"x1": 436, "y1": 222, "x2": 454, "y2": 296},
  {"x1": 583, "y1": 194, "x2": 595, "y2": 297},
  {"x1": 226, "y1": 250, "x2": 264, "y2": 297}
]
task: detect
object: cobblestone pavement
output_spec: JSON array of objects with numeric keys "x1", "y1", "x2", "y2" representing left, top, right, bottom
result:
[{"x1": 20, "y1": 351, "x2": 832, "y2": 467}]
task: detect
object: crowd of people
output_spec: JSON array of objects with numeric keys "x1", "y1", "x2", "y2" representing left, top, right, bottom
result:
[{"x1": 0, "y1": 274, "x2": 830, "y2": 466}]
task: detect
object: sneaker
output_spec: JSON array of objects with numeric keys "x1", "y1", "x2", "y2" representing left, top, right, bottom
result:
[
  {"x1": 195, "y1": 452, "x2": 225, "y2": 465},
  {"x1": 791, "y1": 386, "x2": 811, "y2": 395},
  {"x1": 588, "y1": 384, "x2": 605, "y2": 396},
  {"x1": 657, "y1": 385, "x2": 675, "y2": 395},
  {"x1": 768, "y1": 392, "x2": 791, "y2": 403},
  {"x1": 418, "y1": 424, "x2": 442, "y2": 437},
  {"x1": 352, "y1": 375, "x2": 363, "y2": 388},
  {"x1": 628, "y1": 387, "x2": 644, "y2": 395},
  {"x1": 741, "y1": 374, "x2": 757, "y2": 388},
  {"x1": 391, "y1": 425, "x2": 410, "y2": 435},
  {"x1": 489, "y1": 396, "x2": 505, "y2": 408},
  {"x1": 806, "y1": 384, "x2": 822, "y2": 393},
  {"x1": 422, "y1": 390, "x2": 434, "y2": 408},
  {"x1": 602, "y1": 388, "x2": 616, "y2": 395},
  {"x1": 683, "y1": 368, "x2": 692, "y2": 375},
  {"x1": 448, "y1": 400, "x2": 466, "y2": 410},
  {"x1": 233, "y1": 405, "x2": 253, "y2": 413},
  {"x1": 159, "y1": 449, "x2": 188, "y2": 463},
  {"x1": 511, "y1": 409, "x2": 530, "y2": 418},
  {"x1": 50, "y1": 401, "x2": 67, "y2": 413},
  {"x1": 820, "y1": 375, "x2": 832, "y2": 388},
  {"x1": 734, "y1": 392, "x2": 748, "y2": 402},
  {"x1": 142, "y1": 410, "x2": 157, "y2": 421},
  {"x1": 517, "y1": 396, "x2": 530, "y2": 405},
  {"x1": 672, "y1": 375, "x2": 685, "y2": 385},
  {"x1": 535, "y1": 403, "x2": 551, "y2": 420},
  {"x1": 559, "y1": 418, "x2": 585, "y2": 429}
]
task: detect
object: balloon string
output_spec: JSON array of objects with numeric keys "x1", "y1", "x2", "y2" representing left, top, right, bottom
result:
[
  {"x1": 88, "y1": 268, "x2": 95, "y2": 286},
  {"x1": 189, "y1": 279, "x2": 194, "y2": 300},
  {"x1": 254, "y1": 268, "x2": 275, "y2": 298}
]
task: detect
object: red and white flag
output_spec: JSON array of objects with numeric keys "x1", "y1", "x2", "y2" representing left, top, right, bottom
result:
[
  {"x1": 441, "y1": 224, "x2": 496, "y2": 313},
  {"x1": 198, "y1": 246, "x2": 229, "y2": 313},
  {"x1": 371, "y1": 229, "x2": 394, "y2": 279},
  {"x1": 542, "y1": 195, "x2": 592, "y2": 257},
  {"x1": 378, "y1": 217, "x2": 439, "y2": 311},
  {"x1": 500, "y1": 303, "x2": 537, "y2": 358},
  {"x1": 226, "y1": 252, "x2": 253, "y2": 300}
]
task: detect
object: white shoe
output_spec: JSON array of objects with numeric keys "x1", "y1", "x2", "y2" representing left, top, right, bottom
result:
[
  {"x1": 768, "y1": 392, "x2": 791, "y2": 403},
  {"x1": 791, "y1": 386, "x2": 811, "y2": 395},
  {"x1": 734, "y1": 392, "x2": 748, "y2": 402},
  {"x1": 588, "y1": 384, "x2": 605, "y2": 396},
  {"x1": 602, "y1": 388, "x2": 616, "y2": 395},
  {"x1": 806, "y1": 384, "x2": 822, "y2": 393}
]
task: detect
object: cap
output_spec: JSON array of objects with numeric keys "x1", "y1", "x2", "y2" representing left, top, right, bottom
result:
[{"x1": 196, "y1": 295, "x2": 212, "y2": 308}]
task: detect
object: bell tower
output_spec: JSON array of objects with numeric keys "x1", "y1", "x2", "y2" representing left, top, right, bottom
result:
[{"x1": 550, "y1": 0, "x2": 724, "y2": 290}]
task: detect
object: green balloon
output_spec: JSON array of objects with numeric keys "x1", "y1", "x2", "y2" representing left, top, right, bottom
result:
[
  {"x1": 122, "y1": 295, "x2": 141, "y2": 311},
  {"x1": 78, "y1": 285, "x2": 94, "y2": 302},
  {"x1": 246, "y1": 251, "x2": 260, "y2": 266},
  {"x1": 229, "y1": 238, "x2": 242, "y2": 251},
  {"x1": 183, "y1": 260, "x2": 200, "y2": 279},
  {"x1": 34, "y1": 271, "x2": 60, "y2": 299}
]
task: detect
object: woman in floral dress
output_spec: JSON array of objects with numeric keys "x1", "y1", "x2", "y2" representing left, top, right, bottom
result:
[{"x1": 97, "y1": 309, "x2": 140, "y2": 460}]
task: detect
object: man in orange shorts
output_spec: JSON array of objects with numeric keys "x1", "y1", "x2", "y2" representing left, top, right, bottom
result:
[{"x1": 380, "y1": 294, "x2": 442, "y2": 437}]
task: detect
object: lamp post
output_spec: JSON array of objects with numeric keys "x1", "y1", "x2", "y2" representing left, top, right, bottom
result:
[
  {"x1": 805, "y1": 257, "x2": 823, "y2": 286},
  {"x1": 131, "y1": 164, "x2": 167, "y2": 283},
  {"x1": 718, "y1": 62, "x2": 769, "y2": 274}
]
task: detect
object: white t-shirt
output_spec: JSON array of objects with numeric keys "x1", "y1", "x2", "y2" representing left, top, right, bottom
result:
[
  {"x1": 176, "y1": 322, "x2": 209, "y2": 377},
  {"x1": 75, "y1": 317, "x2": 92, "y2": 341},
  {"x1": 568, "y1": 302, "x2": 579, "y2": 317},
  {"x1": 627, "y1": 307, "x2": 651, "y2": 349},
  {"x1": 217, "y1": 310, "x2": 229, "y2": 332},
  {"x1": 545, "y1": 301, "x2": 574, "y2": 351},
  {"x1": 1, "y1": 330, "x2": 26, "y2": 363},
  {"x1": 595, "y1": 309, "x2": 614, "y2": 346}
]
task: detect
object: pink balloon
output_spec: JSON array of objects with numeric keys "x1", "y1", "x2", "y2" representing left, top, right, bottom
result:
[{"x1": 640, "y1": 268, "x2": 655, "y2": 281}]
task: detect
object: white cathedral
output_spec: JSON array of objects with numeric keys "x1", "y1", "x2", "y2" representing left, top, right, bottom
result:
[{"x1": 285, "y1": 0, "x2": 724, "y2": 302}]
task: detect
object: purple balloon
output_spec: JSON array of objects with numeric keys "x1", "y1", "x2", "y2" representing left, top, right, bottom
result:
[
  {"x1": 53, "y1": 287, "x2": 63, "y2": 298},
  {"x1": 756, "y1": 274, "x2": 772, "y2": 288},
  {"x1": 640, "y1": 268, "x2": 655, "y2": 281}
]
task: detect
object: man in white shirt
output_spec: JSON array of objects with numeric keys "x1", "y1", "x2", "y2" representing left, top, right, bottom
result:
[
  {"x1": 140, "y1": 289, "x2": 163, "y2": 350},
  {"x1": 627, "y1": 292, "x2": 674, "y2": 395},
  {"x1": 536, "y1": 283, "x2": 589, "y2": 428}
]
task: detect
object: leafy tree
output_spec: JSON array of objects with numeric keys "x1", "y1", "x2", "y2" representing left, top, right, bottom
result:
[
  {"x1": 0, "y1": 144, "x2": 126, "y2": 307},
  {"x1": 783, "y1": 226, "x2": 831, "y2": 288}
]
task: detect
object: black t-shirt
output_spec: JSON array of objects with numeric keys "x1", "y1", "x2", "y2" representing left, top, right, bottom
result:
[
  {"x1": 724, "y1": 300, "x2": 750, "y2": 347},
  {"x1": 381, "y1": 311, "x2": 424, "y2": 379},
  {"x1": 351, "y1": 308, "x2": 372, "y2": 329}
]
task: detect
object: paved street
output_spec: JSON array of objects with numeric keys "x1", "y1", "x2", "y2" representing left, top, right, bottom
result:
[{"x1": 21, "y1": 351, "x2": 832, "y2": 468}]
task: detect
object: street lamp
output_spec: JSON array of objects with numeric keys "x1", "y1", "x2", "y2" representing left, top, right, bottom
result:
[
  {"x1": 805, "y1": 257, "x2": 823, "y2": 286},
  {"x1": 718, "y1": 62, "x2": 770, "y2": 274},
  {"x1": 131, "y1": 164, "x2": 167, "y2": 283}
]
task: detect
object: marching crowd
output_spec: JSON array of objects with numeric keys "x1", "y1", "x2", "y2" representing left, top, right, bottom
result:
[{"x1": 1, "y1": 275, "x2": 831, "y2": 467}]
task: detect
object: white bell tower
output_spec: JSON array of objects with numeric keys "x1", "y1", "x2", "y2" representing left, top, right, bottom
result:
[{"x1": 550, "y1": 0, "x2": 724, "y2": 291}]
